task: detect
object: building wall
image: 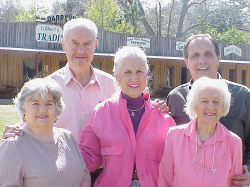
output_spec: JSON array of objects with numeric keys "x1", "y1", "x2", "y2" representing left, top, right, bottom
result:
[
  {"x1": 0, "y1": 51, "x2": 249, "y2": 98},
  {"x1": 0, "y1": 53, "x2": 23, "y2": 96}
]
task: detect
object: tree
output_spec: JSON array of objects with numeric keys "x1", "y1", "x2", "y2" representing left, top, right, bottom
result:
[
  {"x1": 159, "y1": 0, "x2": 250, "y2": 39},
  {"x1": 117, "y1": 0, "x2": 155, "y2": 36},
  {"x1": 197, "y1": 24, "x2": 250, "y2": 44},
  {"x1": 15, "y1": 5, "x2": 49, "y2": 22},
  {"x1": 86, "y1": 0, "x2": 130, "y2": 33},
  {"x1": 175, "y1": 0, "x2": 207, "y2": 38},
  {"x1": 0, "y1": 0, "x2": 18, "y2": 21},
  {"x1": 203, "y1": 0, "x2": 250, "y2": 32},
  {"x1": 122, "y1": 0, "x2": 144, "y2": 34},
  {"x1": 52, "y1": 0, "x2": 88, "y2": 17}
]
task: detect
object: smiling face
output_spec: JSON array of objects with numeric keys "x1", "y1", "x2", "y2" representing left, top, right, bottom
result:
[
  {"x1": 184, "y1": 37, "x2": 220, "y2": 81},
  {"x1": 116, "y1": 57, "x2": 148, "y2": 98},
  {"x1": 62, "y1": 25, "x2": 97, "y2": 73},
  {"x1": 24, "y1": 93, "x2": 57, "y2": 131},
  {"x1": 196, "y1": 88, "x2": 223, "y2": 126}
]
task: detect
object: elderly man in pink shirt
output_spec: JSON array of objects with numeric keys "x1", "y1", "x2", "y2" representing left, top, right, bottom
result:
[{"x1": 48, "y1": 18, "x2": 116, "y2": 143}]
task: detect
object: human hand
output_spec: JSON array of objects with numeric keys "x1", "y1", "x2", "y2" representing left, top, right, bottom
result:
[
  {"x1": 153, "y1": 99, "x2": 170, "y2": 114},
  {"x1": 232, "y1": 165, "x2": 250, "y2": 187},
  {"x1": 2, "y1": 125, "x2": 23, "y2": 139}
]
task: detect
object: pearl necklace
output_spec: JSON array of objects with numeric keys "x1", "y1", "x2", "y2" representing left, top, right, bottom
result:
[{"x1": 127, "y1": 103, "x2": 145, "y2": 117}]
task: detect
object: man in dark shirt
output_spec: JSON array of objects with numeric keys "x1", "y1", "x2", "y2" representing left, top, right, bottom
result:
[{"x1": 167, "y1": 34, "x2": 250, "y2": 186}]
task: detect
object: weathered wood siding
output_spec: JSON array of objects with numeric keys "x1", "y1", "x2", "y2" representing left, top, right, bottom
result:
[{"x1": 0, "y1": 22, "x2": 250, "y2": 61}]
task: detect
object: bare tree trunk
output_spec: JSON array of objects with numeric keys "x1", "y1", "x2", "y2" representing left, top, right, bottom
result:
[
  {"x1": 176, "y1": 0, "x2": 189, "y2": 38},
  {"x1": 159, "y1": 2, "x2": 162, "y2": 36},
  {"x1": 167, "y1": 0, "x2": 175, "y2": 37},
  {"x1": 128, "y1": 0, "x2": 155, "y2": 36}
]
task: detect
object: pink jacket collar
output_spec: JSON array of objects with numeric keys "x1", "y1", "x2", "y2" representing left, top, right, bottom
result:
[{"x1": 183, "y1": 118, "x2": 228, "y2": 145}]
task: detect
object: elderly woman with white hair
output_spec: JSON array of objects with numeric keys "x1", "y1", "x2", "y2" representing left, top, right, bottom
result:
[
  {"x1": 79, "y1": 46, "x2": 175, "y2": 187},
  {"x1": 158, "y1": 77, "x2": 242, "y2": 187},
  {"x1": 0, "y1": 78, "x2": 90, "y2": 187}
]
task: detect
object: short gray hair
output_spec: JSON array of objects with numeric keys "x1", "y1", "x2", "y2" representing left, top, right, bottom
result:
[
  {"x1": 185, "y1": 77, "x2": 231, "y2": 120},
  {"x1": 63, "y1": 18, "x2": 98, "y2": 40},
  {"x1": 13, "y1": 78, "x2": 65, "y2": 119},
  {"x1": 113, "y1": 46, "x2": 149, "y2": 76}
]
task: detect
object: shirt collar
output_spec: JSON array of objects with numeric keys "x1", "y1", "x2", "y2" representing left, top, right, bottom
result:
[
  {"x1": 188, "y1": 72, "x2": 222, "y2": 90},
  {"x1": 64, "y1": 63, "x2": 100, "y2": 87},
  {"x1": 64, "y1": 63, "x2": 73, "y2": 86},
  {"x1": 184, "y1": 118, "x2": 227, "y2": 145}
]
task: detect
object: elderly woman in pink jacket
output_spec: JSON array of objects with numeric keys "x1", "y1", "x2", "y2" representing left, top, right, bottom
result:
[
  {"x1": 79, "y1": 46, "x2": 175, "y2": 187},
  {"x1": 158, "y1": 77, "x2": 242, "y2": 187}
]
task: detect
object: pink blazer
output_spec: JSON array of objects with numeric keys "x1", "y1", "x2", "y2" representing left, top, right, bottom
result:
[{"x1": 79, "y1": 93, "x2": 175, "y2": 187}]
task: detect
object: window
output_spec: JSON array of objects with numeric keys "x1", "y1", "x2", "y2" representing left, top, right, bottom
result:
[
  {"x1": 218, "y1": 68, "x2": 222, "y2": 75},
  {"x1": 181, "y1": 67, "x2": 187, "y2": 84},
  {"x1": 59, "y1": 61, "x2": 67, "y2": 69},
  {"x1": 23, "y1": 59, "x2": 41, "y2": 82},
  {"x1": 242, "y1": 70, "x2": 247, "y2": 85},
  {"x1": 148, "y1": 65, "x2": 154, "y2": 89},
  {"x1": 166, "y1": 67, "x2": 173, "y2": 88},
  {"x1": 92, "y1": 62, "x2": 102, "y2": 70},
  {"x1": 229, "y1": 69, "x2": 236, "y2": 82}
]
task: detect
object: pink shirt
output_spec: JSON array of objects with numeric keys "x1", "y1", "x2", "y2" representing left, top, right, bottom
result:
[
  {"x1": 158, "y1": 118, "x2": 242, "y2": 187},
  {"x1": 49, "y1": 63, "x2": 116, "y2": 143},
  {"x1": 79, "y1": 93, "x2": 176, "y2": 187}
]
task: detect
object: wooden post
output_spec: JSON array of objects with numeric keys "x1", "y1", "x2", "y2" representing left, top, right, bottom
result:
[{"x1": 35, "y1": 54, "x2": 39, "y2": 77}]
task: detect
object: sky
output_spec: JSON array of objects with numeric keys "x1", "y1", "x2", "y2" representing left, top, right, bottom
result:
[{"x1": 4, "y1": 0, "x2": 173, "y2": 12}]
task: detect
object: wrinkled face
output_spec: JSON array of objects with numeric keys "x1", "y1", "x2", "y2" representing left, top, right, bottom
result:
[
  {"x1": 116, "y1": 57, "x2": 147, "y2": 98},
  {"x1": 185, "y1": 38, "x2": 220, "y2": 81},
  {"x1": 24, "y1": 93, "x2": 57, "y2": 130},
  {"x1": 196, "y1": 88, "x2": 223, "y2": 126},
  {"x1": 62, "y1": 25, "x2": 97, "y2": 72}
]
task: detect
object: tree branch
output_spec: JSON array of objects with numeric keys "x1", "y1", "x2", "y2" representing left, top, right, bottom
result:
[
  {"x1": 183, "y1": 23, "x2": 201, "y2": 34},
  {"x1": 116, "y1": 0, "x2": 129, "y2": 9},
  {"x1": 125, "y1": 0, "x2": 155, "y2": 35},
  {"x1": 188, "y1": 0, "x2": 207, "y2": 9}
]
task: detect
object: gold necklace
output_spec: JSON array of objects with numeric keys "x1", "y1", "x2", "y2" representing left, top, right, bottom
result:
[{"x1": 127, "y1": 103, "x2": 145, "y2": 117}]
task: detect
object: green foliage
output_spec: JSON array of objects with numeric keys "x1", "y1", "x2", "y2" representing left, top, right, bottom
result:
[
  {"x1": 15, "y1": 5, "x2": 49, "y2": 22},
  {"x1": 197, "y1": 24, "x2": 250, "y2": 44},
  {"x1": 219, "y1": 28, "x2": 250, "y2": 44},
  {"x1": 15, "y1": 6, "x2": 36, "y2": 21},
  {"x1": 122, "y1": 0, "x2": 143, "y2": 34},
  {"x1": 86, "y1": 0, "x2": 132, "y2": 33}
]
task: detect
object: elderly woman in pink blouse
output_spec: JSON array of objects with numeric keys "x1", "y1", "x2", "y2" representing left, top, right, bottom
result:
[
  {"x1": 79, "y1": 46, "x2": 175, "y2": 187},
  {"x1": 158, "y1": 77, "x2": 242, "y2": 187}
]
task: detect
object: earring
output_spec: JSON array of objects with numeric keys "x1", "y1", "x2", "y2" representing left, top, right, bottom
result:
[
  {"x1": 22, "y1": 114, "x2": 26, "y2": 122},
  {"x1": 54, "y1": 118, "x2": 58, "y2": 123}
]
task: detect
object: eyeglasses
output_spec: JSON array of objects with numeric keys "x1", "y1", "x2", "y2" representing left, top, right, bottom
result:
[{"x1": 192, "y1": 131, "x2": 217, "y2": 175}]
